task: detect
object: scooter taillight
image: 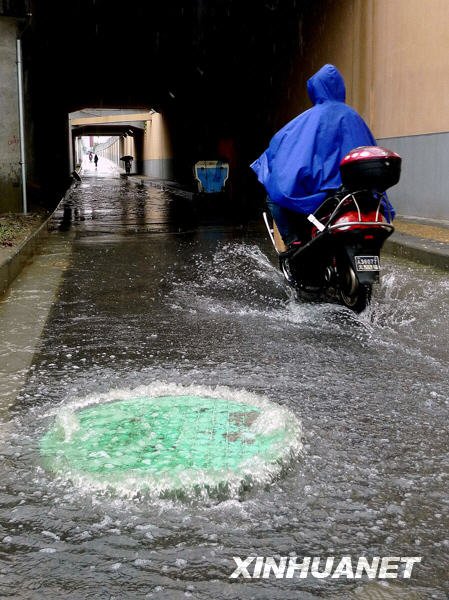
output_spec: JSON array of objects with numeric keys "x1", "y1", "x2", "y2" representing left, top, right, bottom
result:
[{"x1": 332, "y1": 210, "x2": 384, "y2": 232}]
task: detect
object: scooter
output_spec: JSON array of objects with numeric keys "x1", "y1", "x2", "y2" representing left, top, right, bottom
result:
[{"x1": 263, "y1": 146, "x2": 401, "y2": 312}]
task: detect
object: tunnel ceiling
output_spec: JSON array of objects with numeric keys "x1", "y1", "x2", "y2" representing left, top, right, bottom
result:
[
  {"x1": 27, "y1": 0, "x2": 315, "y2": 131},
  {"x1": 71, "y1": 125, "x2": 144, "y2": 137}
]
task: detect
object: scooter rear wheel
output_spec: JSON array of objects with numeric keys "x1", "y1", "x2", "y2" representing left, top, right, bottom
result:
[{"x1": 339, "y1": 266, "x2": 372, "y2": 312}]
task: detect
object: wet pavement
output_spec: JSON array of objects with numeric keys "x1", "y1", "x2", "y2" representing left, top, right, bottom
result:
[{"x1": 0, "y1": 165, "x2": 448, "y2": 599}]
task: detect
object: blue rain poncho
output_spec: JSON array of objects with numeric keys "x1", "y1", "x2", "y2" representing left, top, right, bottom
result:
[{"x1": 251, "y1": 64, "x2": 378, "y2": 214}]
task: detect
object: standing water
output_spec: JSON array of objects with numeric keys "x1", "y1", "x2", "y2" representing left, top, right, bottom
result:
[{"x1": 0, "y1": 175, "x2": 448, "y2": 599}]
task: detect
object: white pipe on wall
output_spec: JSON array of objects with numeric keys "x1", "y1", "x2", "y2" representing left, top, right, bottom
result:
[{"x1": 16, "y1": 38, "x2": 27, "y2": 214}]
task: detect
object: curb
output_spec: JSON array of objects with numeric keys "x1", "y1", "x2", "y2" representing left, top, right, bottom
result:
[
  {"x1": 384, "y1": 232, "x2": 449, "y2": 271},
  {"x1": 0, "y1": 182, "x2": 75, "y2": 297},
  {"x1": 131, "y1": 176, "x2": 196, "y2": 200}
]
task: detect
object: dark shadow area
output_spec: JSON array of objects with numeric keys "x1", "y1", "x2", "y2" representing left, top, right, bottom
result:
[{"x1": 23, "y1": 0, "x2": 317, "y2": 219}]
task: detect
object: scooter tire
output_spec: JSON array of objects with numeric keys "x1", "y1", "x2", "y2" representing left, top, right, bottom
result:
[{"x1": 340, "y1": 282, "x2": 372, "y2": 312}]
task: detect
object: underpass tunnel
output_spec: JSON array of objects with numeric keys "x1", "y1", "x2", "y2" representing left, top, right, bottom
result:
[
  {"x1": 69, "y1": 110, "x2": 177, "y2": 182},
  {"x1": 17, "y1": 0, "x2": 449, "y2": 220},
  {"x1": 23, "y1": 0, "x2": 312, "y2": 216},
  {"x1": 72, "y1": 132, "x2": 138, "y2": 176},
  {"x1": 69, "y1": 110, "x2": 151, "y2": 176}
]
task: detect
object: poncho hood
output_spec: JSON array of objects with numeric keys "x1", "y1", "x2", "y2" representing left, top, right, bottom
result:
[{"x1": 307, "y1": 64, "x2": 346, "y2": 104}]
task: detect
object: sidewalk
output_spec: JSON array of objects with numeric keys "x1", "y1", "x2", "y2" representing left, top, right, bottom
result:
[
  {"x1": 0, "y1": 211, "x2": 51, "y2": 296},
  {"x1": 384, "y1": 216, "x2": 449, "y2": 271},
  {"x1": 130, "y1": 174, "x2": 196, "y2": 200}
]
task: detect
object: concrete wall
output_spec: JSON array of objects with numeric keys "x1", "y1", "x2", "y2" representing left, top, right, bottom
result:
[
  {"x1": 96, "y1": 136, "x2": 121, "y2": 166},
  {"x1": 288, "y1": 0, "x2": 449, "y2": 219},
  {"x1": 371, "y1": 0, "x2": 449, "y2": 139},
  {"x1": 0, "y1": 18, "x2": 21, "y2": 213},
  {"x1": 284, "y1": 0, "x2": 374, "y2": 128},
  {"x1": 74, "y1": 136, "x2": 83, "y2": 167},
  {"x1": 95, "y1": 135, "x2": 135, "y2": 172},
  {"x1": 122, "y1": 135, "x2": 135, "y2": 162},
  {"x1": 143, "y1": 112, "x2": 174, "y2": 180},
  {"x1": 294, "y1": 0, "x2": 449, "y2": 135},
  {"x1": 372, "y1": 1, "x2": 449, "y2": 219},
  {"x1": 378, "y1": 133, "x2": 449, "y2": 220}
]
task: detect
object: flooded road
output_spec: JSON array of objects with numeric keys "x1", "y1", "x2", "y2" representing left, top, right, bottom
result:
[{"x1": 0, "y1": 175, "x2": 448, "y2": 599}]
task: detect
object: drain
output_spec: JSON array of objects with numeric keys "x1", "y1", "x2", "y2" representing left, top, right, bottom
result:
[{"x1": 41, "y1": 388, "x2": 302, "y2": 497}]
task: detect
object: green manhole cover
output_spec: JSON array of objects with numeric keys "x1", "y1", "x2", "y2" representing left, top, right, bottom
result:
[{"x1": 41, "y1": 388, "x2": 302, "y2": 497}]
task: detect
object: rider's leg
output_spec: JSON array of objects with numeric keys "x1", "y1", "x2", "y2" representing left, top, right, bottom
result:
[
  {"x1": 265, "y1": 196, "x2": 301, "y2": 248},
  {"x1": 272, "y1": 220, "x2": 288, "y2": 253}
]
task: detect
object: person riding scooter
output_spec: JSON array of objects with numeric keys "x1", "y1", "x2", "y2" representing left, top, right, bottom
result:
[{"x1": 250, "y1": 64, "x2": 393, "y2": 251}]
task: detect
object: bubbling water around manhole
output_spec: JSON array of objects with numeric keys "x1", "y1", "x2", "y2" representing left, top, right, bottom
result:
[{"x1": 40, "y1": 384, "x2": 302, "y2": 498}]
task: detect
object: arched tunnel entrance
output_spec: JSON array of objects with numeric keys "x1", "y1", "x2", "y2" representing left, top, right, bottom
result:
[{"x1": 69, "y1": 109, "x2": 148, "y2": 176}]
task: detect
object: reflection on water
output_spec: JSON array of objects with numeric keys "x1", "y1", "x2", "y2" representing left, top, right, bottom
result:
[
  {"x1": 55, "y1": 178, "x2": 196, "y2": 235},
  {"x1": 0, "y1": 179, "x2": 448, "y2": 599}
]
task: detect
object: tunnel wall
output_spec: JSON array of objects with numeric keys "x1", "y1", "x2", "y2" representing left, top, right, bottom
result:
[
  {"x1": 74, "y1": 136, "x2": 83, "y2": 167},
  {"x1": 95, "y1": 135, "x2": 137, "y2": 174},
  {"x1": 0, "y1": 18, "x2": 21, "y2": 213},
  {"x1": 371, "y1": 0, "x2": 449, "y2": 219},
  {"x1": 376, "y1": 132, "x2": 449, "y2": 220},
  {"x1": 370, "y1": 0, "x2": 449, "y2": 139},
  {"x1": 143, "y1": 112, "x2": 174, "y2": 180},
  {"x1": 95, "y1": 136, "x2": 121, "y2": 166},
  {"x1": 286, "y1": 0, "x2": 449, "y2": 219}
]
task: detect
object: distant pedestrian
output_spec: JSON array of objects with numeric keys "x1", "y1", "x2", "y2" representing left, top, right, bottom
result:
[
  {"x1": 94, "y1": 154, "x2": 98, "y2": 168},
  {"x1": 124, "y1": 157, "x2": 132, "y2": 174},
  {"x1": 88, "y1": 151, "x2": 93, "y2": 162}
]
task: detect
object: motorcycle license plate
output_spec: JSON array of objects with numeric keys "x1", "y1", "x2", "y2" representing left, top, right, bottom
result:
[{"x1": 355, "y1": 256, "x2": 380, "y2": 271}]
